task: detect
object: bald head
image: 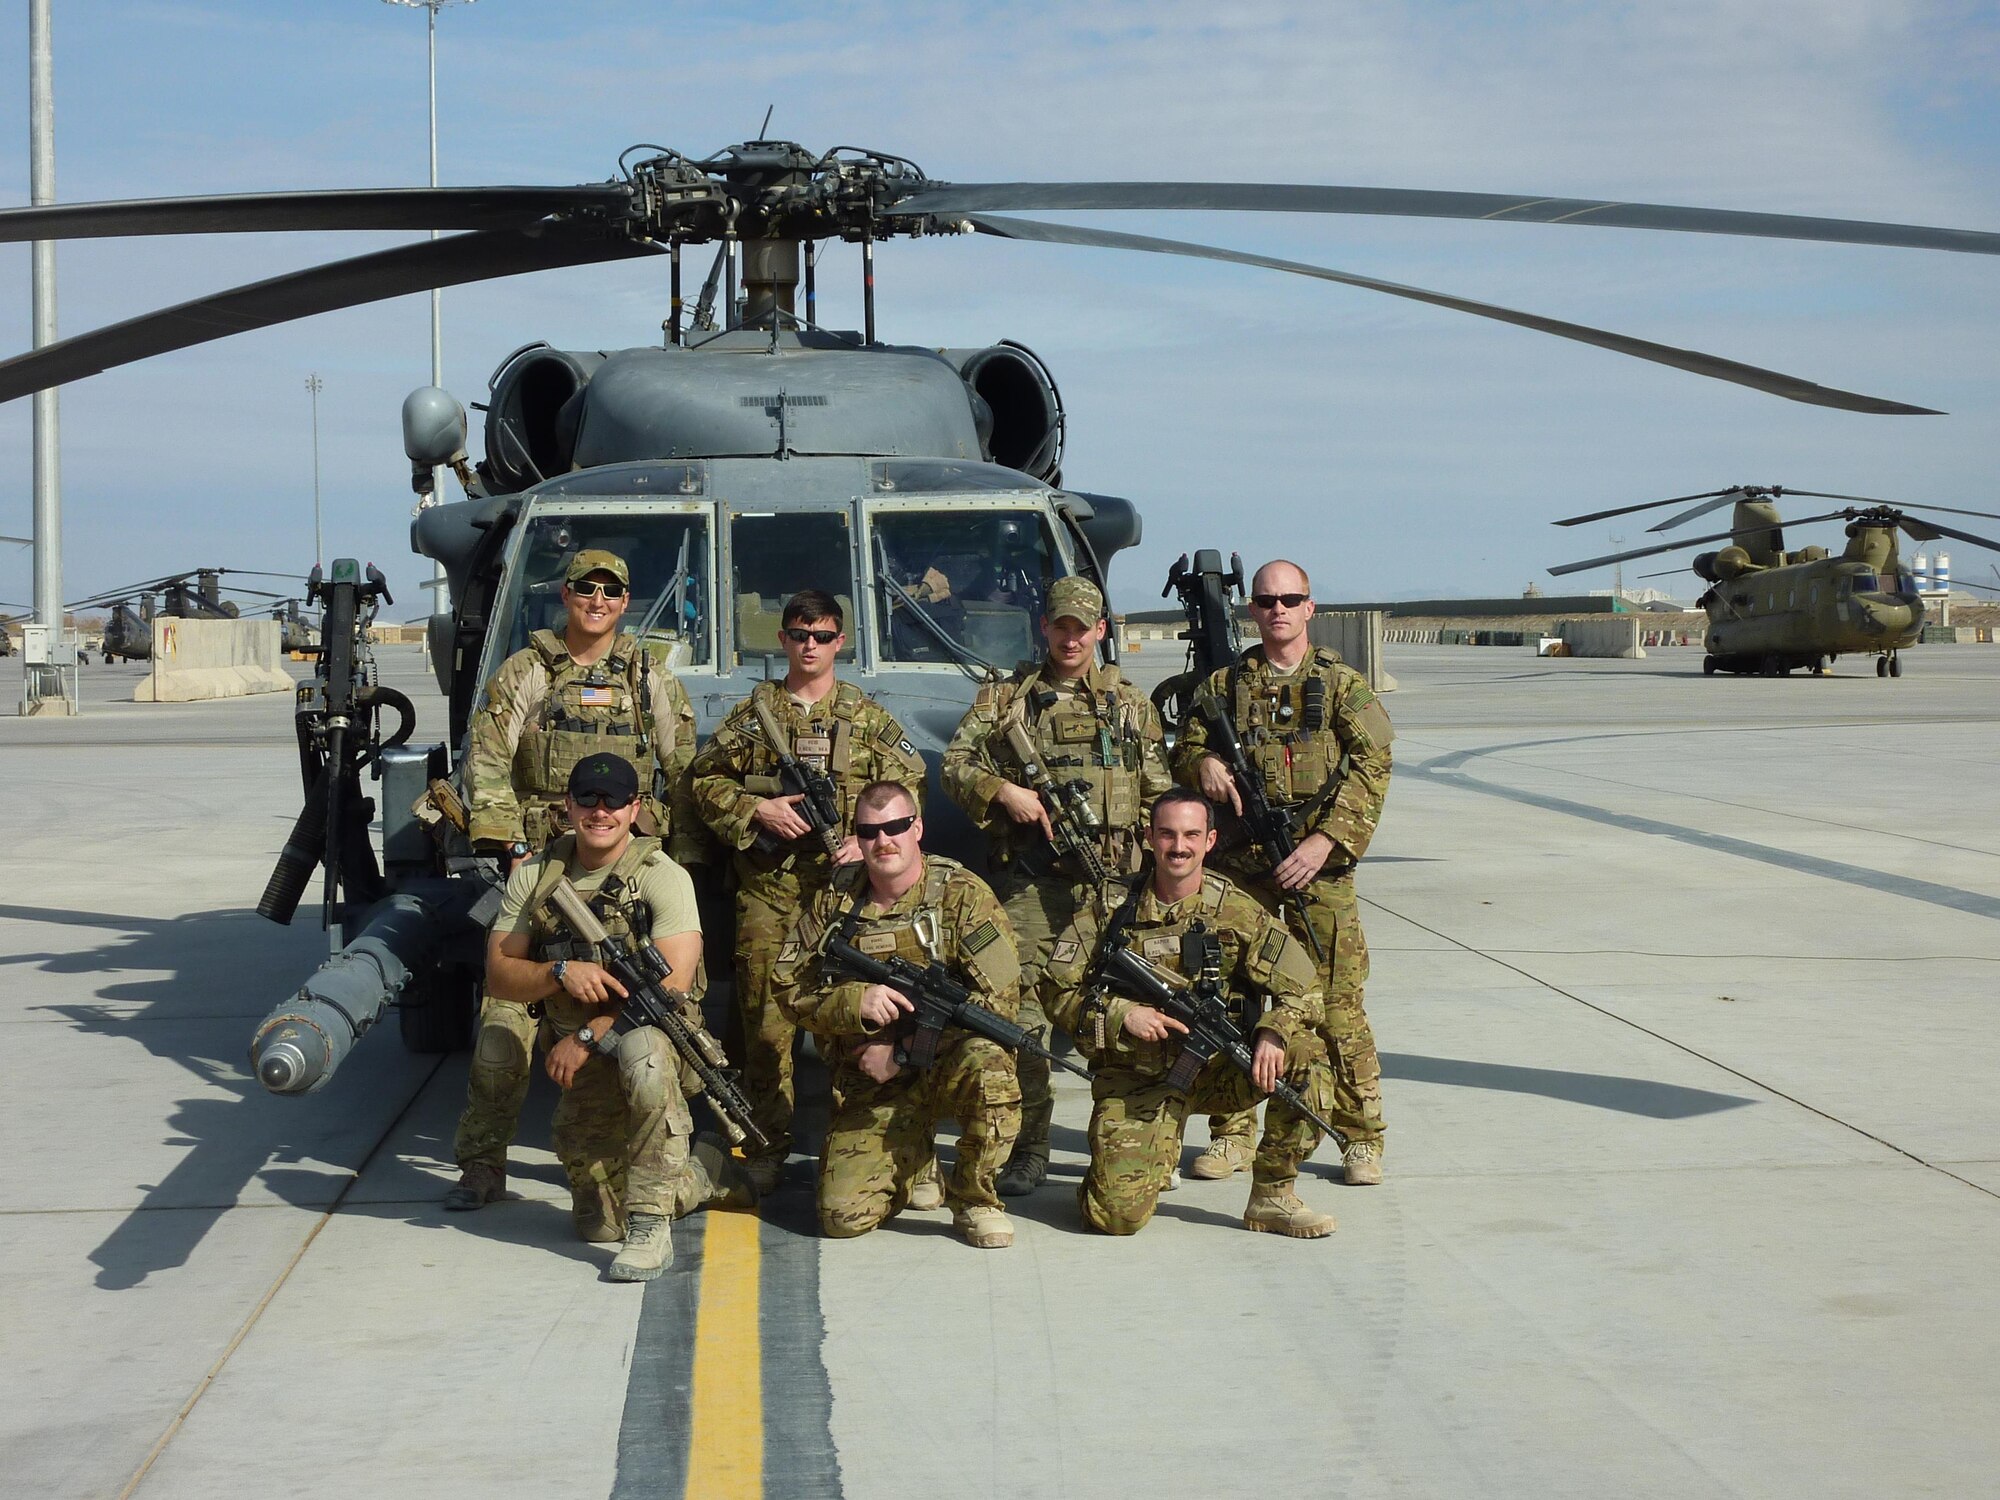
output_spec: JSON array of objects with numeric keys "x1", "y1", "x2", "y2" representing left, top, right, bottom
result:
[{"x1": 1252, "y1": 559, "x2": 1311, "y2": 597}]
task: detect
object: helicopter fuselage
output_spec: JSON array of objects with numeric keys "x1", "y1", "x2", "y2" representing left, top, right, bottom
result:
[{"x1": 1701, "y1": 530, "x2": 1924, "y2": 673}]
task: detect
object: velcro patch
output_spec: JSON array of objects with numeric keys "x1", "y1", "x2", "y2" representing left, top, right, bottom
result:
[
  {"x1": 856, "y1": 931, "x2": 900, "y2": 956},
  {"x1": 897, "y1": 737, "x2": 917, "y2": 757},
  {"x1": 962, "y1": 919, "x2": 1000, "y2": 954},
  {"x1": 1051, "y1": 939, "x2": 1081, "y2": 966},
  {"x1": 778, "y1": 941, "x2": 801, "y2": 963},
  {"x1": 1259, "y1": 929, "x2": 1288, "y2": 966},
  {"x1": 1142, "y1": 934, "x2": 1180, "y2": 960},
  {"x1": 579, "y1": 686, "x2": 613, "y2": 707},
  {"x1": 875, "y1": 721, "x2": 903, "y2": 747},
  {"x1": 795, "y1": 733, "x2": 833, "y2": 758}
]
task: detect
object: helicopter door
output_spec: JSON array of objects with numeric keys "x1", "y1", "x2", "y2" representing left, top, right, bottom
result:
[{"x1": 726, "y1": 509, "x2": 857, "y2": 664}]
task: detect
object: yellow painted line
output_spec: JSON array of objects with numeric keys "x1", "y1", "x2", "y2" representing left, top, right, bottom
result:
[{"x1": 685, "y1": 1208, "x2": 763, "y2": 1499}]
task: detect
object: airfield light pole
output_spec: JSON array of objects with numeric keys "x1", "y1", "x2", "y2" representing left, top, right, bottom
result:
[
  {"x1": 383, "y1": 0, "x2": 475, "y2": 613},
  {"x1": 26, "y1": 0, "x2": 72, "y2": 714},
  {"x1": 306, "y1": 375, "x2": 324, "y2": 570}
]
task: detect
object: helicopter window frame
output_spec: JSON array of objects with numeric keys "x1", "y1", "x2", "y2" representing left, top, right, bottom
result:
[
  {"x1": 477, "y1": 498, "x2": 720, "y2": 695},
  {"x1": 862, "y1": 494, "x2": 1086, "y2": 674},
  {"x1": 721, "y1": 504, "x2": 863, "y2": 669}
]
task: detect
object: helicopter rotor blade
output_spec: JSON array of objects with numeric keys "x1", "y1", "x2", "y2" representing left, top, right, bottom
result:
[
  {"x1": 1903, "y1": 518, "x2": 2000, "y2": 555},
  {"x1": 1898, "y1": 516, "x2": 1945, "y2": 543},
  {"x1": 1794, "y1": 495, "x2": 2000, "y2": 524},
  {"x1": 1551, "y1": 489, "x2": 1740, "y2": 527},
  {"x1": 0, "y1": 227, "x2": 664, "y2": 403},
  {"x1": 898, "y1": 182, "x2": 2000, "y2": 258},
  {"x1": 1549, "y1": 509, "x2": 1855, "y2": 576},
  {"x1": 1647, "y1": 491, "x2": 1764, "y2": 533},
  {"x1": 1946, "y1": 576, "x2": 2000, "y2": 595},
  {"x1": 966, "y1": 215, "x2": 1940, "y2": 415},
  {"x1": 0, "y1": 185, "x2": 635, "y2": 242}
]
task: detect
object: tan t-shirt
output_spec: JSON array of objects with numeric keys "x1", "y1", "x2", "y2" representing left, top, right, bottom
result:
[{"x1": 493, "y1": 843, "x2": 701, "y2": 940}]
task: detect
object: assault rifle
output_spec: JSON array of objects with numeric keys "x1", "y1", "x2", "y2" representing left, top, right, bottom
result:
[
  {"x1": 1094, "y1": 921, "x2": 1337, "y2": 1137},
  {"x1": 1193, "y1": 690, "x2": 1327, "y2": 963},
  {"x1": 819, "y1": 918, "x2": 1091, "y2": 1081},
  {"x1": 750, "y1": 696, "x2": 845, "y2": 860},
  {"x1": 546, "y1": 878, "x2": 768, "y2": 1151},
  {"x1": 1002, "y1": 718, "x2": 1109, "y2": 888}
]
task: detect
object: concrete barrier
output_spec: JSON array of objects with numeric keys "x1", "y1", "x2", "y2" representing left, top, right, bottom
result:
[
  {"x1": 135, "y1": 618, "x2": 294, "y2": 702},
  {"x1": 1557, "y1": 617, "x2": 1646, "y2": 659},
  {"x1": 1309, "y1": 611, "x2": 1397, "y2": 692}
]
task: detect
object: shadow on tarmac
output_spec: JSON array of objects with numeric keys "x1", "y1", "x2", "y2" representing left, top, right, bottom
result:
[
  {"x1": 1382, "y1": 1053, "x2": 1754, "y2": 1118},
  {"x1": 8, "y1": 900, "x2": 438, "y2": 1290}
]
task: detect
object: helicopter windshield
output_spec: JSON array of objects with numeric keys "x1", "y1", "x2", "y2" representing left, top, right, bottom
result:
[
  {"x1": 493, "y1": 509, "x2": 712, "y2": 668},
  {"x1": 728, "y1": 509, "x2": 856, "y2": 662},
  {"x1": 870, "y1": 505, "x2": 1062, "y2": 668}
]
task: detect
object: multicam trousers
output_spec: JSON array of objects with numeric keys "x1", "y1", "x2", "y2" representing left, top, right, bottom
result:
[
  {"x1": 818, "y1": 1036, "x2": 1022, "y2": 1238},
  {"x1": 1087, "y1": 1041, "x2": 1333, "y2": 1236},
  {"x1": 991, "y1": 870, "x2": 1092, "y2": 1165},
  {"x1": 453, "y1": 994, "x2": 539, "y2": 1174},
  {"x1": 1206, "y1": 870, "x2": 1384, "y2": 1154},
  {"x1": 735, "y1": 871, "x2": 819, "y2": 1169}
]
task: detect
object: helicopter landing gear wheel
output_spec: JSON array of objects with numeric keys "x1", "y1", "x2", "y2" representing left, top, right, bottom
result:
[
  {"x1": 1877, "y1": 656, "x2": 1889, "y2": 677},
  {"x1": 1760, "y1": 654, "x2": 1782, "y2": 676},
  {"x1": 1702, "y1": 656, "x2": 1717, "y2": 675},
  {"x1": 1889, "y1": 654, "x2": 1903, "y2": 678}
]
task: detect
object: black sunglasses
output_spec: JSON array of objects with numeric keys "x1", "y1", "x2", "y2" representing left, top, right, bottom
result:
[
  {"x1": 568, "y1": 579, "x2": 628, "y2": 600},
  {"x1": 1250, "y1": 592, "x2": 1309, "y2": 610},
  {"x1": 570, "y1": 790, "x2": 636, "y2": 810},
  {"x1": 783, "y1": 626, "x2": 841, "y2": 645},
  {"x1": 854, "y1": 813, "x2": 917, "y2": 841}
]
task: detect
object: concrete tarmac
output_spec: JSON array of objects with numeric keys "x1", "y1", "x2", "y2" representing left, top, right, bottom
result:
[{"x1": 2, "y1": 641, "x2": 1995, "y2": 1499}]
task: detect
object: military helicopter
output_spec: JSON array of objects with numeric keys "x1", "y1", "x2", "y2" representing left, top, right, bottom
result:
[
  {"x1": 64, "y1": 568, "x2": 307, "y2": 661},
  {"x1": 3, "y1": 139, "x2": 1998, "y2": 1092},
  {"x1": 1549, "y1": 486, "x2": 2000, "y2": 676}
]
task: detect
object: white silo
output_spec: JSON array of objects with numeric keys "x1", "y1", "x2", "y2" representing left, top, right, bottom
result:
[
  {"x1": 1910, "y1": 553, "x2": 1931, "y2": 591},
  {"x1": 1935, "y1": 551, "x2": 1951, "y2": 591}
]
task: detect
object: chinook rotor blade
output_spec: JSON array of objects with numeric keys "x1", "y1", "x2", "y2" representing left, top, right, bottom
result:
[
  {"x1": 1552, "y1": 489, "x2": 1740, "y2": 527},
  {"x1": 897, "y1": 182, "x2": 2000, "y2": 257},
  {"x1": 967, "y1": 215, "x2": 1939, "y2": 415},
  {"x1": 0, "y1": 227, "x2": 663, "y2": 402},
  {"x1": 1789, "y1": 494, "x2": 2000, "y2": 524},
  {"x1": 0, "y1": 185, "x2": 634, "y2": 242},
  {"x1": 1648, "y1": 491, "x2": 1765, "y2": 532},
  {"x1": 1904, "y1": 517, "x2": 2000, "y2": 555},
  {"x1": 1549, "y1": 509, "x2": 1855, "y2": 576}
]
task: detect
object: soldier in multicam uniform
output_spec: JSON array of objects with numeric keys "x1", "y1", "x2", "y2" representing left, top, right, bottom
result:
[
  {"x1": 771, "y1": 781, "x2": 1024, "y2": 1249},
  {"x1": 1042, "y1": 788, "x2": 1338, "y2": 1237},
  {"x1": 483, "y1": 754, "x2": 750, "y2": 1282},
  {"x1": 446, "y1": 548, "x2": 702, "y2": 1213},
  {"x1": 941, "y1": 575, "x2": 1170, "y2": 1196},
  {"x1": 1172, "y1": 558, "x2": 1394, "y2": 1186},
  {"x1": 688, "y1": 590, "x2": 928, "y2": 1194}
]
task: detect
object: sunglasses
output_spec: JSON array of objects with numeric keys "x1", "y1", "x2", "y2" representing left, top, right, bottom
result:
[
  {"x1": 567, "y1": 580, "x2": 628, "y2": 600},
  {"x1": 783, "y1": 627, "x2": 841, "y2": 645},
  {"x1": 854, "y1": 813, "x2": 917, "y2": 841},
  {"x1": 1250, "y1": 592, "x2": 1309, "y2": 610},
  {"x1": 570, "y1": 790, "x2": 636, "y2": 810}
]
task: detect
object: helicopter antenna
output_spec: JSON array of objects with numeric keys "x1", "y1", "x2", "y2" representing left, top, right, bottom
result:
[{"x1": 758, "y1": 104, "x2": 775, "y2": 139}]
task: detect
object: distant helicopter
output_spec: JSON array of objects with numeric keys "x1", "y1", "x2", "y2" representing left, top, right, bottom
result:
[
  {"x1": 2, "y1": 139, "x2": 1998, "y2": 1092},
  {"x1": 1549, "y1": 486, "x2": 2000, "y2": 676},
  {"x1": 65, "y1": 568, "x2": 306, "y2": 661}
]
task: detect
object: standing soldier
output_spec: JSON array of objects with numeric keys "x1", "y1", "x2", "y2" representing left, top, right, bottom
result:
[
  {"x1": 1041, "y1": 789, "x2": 1338, "y2": 1236},
  {"x1": 771, "y1": 781, "x2": 1024, "y2": 1248},
  {"x1": 688, "y1": 590, "x2": 927, "y2": 1194},
  {"x1": 446, "y1": 548, "x2": 702, "y2": 1212},
  {"x1": 1172, "y1": 558, "x2": 1393, "y2": 1186},
  {"x1": 942, "y1": 575, "x2": 1170, "y2": 1195},
  {"x1": 484, "y1": 753, "x2": 749, "y2": 1281}
]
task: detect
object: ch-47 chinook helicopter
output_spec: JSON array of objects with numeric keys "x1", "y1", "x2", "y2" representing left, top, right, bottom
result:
[
  {"x1": 3, "y1": 138, "x2": 1999, "y2": 1094},
  {"x1": 1549, "y1": 485, "x2": 2000, "y2": 677},
  {"x1": 62, "y1": 568, "x2": 307, "y2": 662}
]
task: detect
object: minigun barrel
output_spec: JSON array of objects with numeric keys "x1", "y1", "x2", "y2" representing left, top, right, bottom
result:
[{"x1": 249, "y1": 894, "x2": 445, "y2": 1095}]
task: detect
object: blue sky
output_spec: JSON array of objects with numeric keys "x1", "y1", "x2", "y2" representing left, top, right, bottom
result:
[{"x1": 1, "y1": 0, "x2": 1996, "y2": 613}]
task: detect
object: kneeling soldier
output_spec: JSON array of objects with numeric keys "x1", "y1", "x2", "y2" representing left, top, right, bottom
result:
[
  {"x1": 484, "y1": 753, "x2": 748, "y2": 1282},
  {"x1": 1043, "y1": 788, "x2": 1338, "y2": 1237},
  {"x1": 772, "y1": 781, "x2": 1025, "y2": 1249}
]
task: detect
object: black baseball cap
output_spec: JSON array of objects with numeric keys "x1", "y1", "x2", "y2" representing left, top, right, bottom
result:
[{"x1": 567, "y1": 753, "x2": 639, "y2": 804}]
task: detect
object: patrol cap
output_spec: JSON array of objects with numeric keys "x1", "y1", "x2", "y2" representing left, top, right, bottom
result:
[
  {"x1": 565, "y1": 548, "x2": 631, "y2": 586},
  {"x1": 1045, "y1": 576, "x2": 1105, "y2": 624},
  {"x1": 567, "y1": 752, "x2": 640, "y2": 804}
]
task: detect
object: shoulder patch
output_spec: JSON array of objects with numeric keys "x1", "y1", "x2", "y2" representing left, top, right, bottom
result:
[
  {"x1": 962, "y1": 919, "x2": 1000, "y2": 954},
  {"x1": 778, "y1": 941, "x2": 801, "y2": 964},
  {"x1": 1051, "y1": 939, "x2": 1081, "y2": 966},
  {"x1": 1355, "y1": 696, "x2": 1394, "y2": 747},
  {"x1": 896, "y1": 736, "x2": 918, "y2": 758},
  {"x1": 1259, "y1": 928, "x2": 1288, "y2": 966}
]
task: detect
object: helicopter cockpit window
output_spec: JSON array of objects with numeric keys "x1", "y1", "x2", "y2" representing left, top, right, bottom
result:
[
  {"x1": 1847, "y1": 570, "x2": 1882, "y2": 594},
  {"x1": 871, "y1": 507, "x2": 1061, "y2": 669},
  {"x1": 729, "y1": 510, "x2": 856, "y2": 662},
  {"x1": 872, "y1": 460, "x2": 1043, "y2": 494},
  {"x1": 496, "y1": 511, "x2": 711, "y2": 669}
]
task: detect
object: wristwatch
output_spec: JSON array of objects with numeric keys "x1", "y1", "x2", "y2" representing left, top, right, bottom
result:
[
  {"x1": 575, "y1": 1023, "x2": 598, "y2": 1049},
  {"x1": 551, "y1": 959, "x2": 569, "y2": 991}
]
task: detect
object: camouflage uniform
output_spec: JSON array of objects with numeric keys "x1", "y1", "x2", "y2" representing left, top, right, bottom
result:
[
  {"x1": 452, "y1": 627, "x2": 701, "y2": 1180},
  {"x1": 1172, "y1": 645, "x2": 1393, "y2": 1157},
  {"x1": 1042, "y1": 870, "x2": 1331, "y2": 1235},
  {"x1": 517, "y1": 835, "x2": 733, "y2": 1230},
  {"x1": 771, "y1": 856, "x2": 1023, "y2": 1236},
  {"x1": 688, "y1": 679, "x2": 926, "y2": 1169},
  {"x1": 941, "y1": 657, "x2": 1169, "y2": 1177}
]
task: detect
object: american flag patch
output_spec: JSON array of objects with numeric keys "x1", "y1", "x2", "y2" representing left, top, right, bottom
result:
[{"x1": 579, "y1": 686, "x2": 614, "y2": 707}]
